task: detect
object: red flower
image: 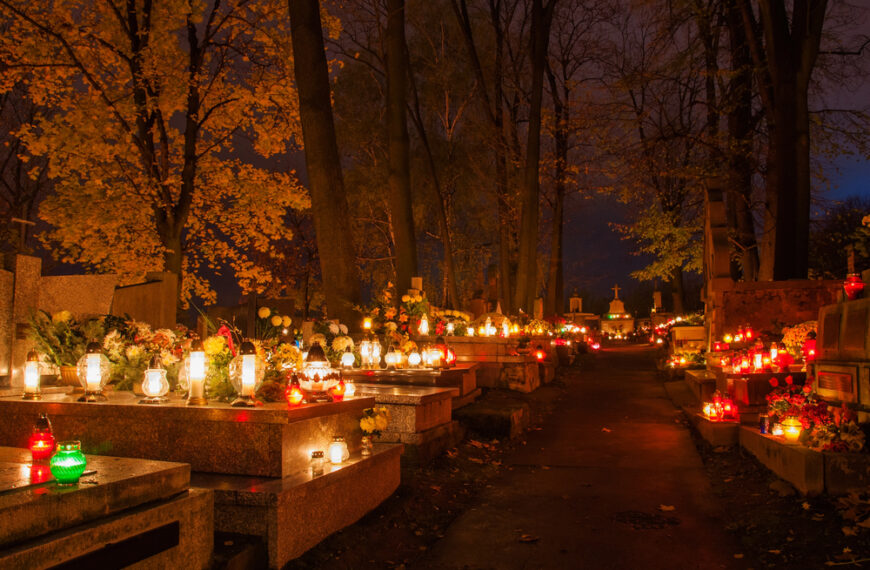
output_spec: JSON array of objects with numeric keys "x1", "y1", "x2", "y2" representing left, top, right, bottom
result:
[
  {"x1": 769, "y1": 378, "x2": 778, "y2": 387},
  {"x1": 785, "y1": 375, "x2": 793, "y2": 385},
  {"x1": 802, "y1": 384, "x2": 812, "y2": 394}
]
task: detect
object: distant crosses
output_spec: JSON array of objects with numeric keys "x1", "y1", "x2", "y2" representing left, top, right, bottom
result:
[{"x1": 612, "y1": 284, "x2": 621, "y2": 300}]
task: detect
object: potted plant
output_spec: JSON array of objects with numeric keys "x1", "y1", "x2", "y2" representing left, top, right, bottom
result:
[{"x1": 27, "y1": 310, "x2": 104, "y2": 386}]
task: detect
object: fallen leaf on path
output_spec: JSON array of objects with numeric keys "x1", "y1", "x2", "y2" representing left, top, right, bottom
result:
[
  {"x1": 518, "y1": 534, "x2": 540, "y2": 543},
  {"x1": 802, "y1": 502, "x2": 811, "y2": 510},
  {"x1": 468, "y1": 457, "x2": 484, "y2": 464},
  {"x1": 658, "y1": 505, "x2": 676, "y2": 512},
  {"x1": 734, "y1": 554, "x2": 744, "y2": 559},
  {"x1": 813, "y1": 514, "x2": 826, "y2": 522},
  {"x1": 541, "y1": 465, "x2": 550, "y2": 470},
  {"x1": 768, "y1": 550, "x2": 781, "y2": 555},
  {"x1": 601, "y1": 427, "x2": 612, "y2": 433},
  {"x1": 430, "y1": 485, "x2": 441, "y2": 492},
  {"x1": 842, "y1": 526, "x2": 859, "y2": 536}
]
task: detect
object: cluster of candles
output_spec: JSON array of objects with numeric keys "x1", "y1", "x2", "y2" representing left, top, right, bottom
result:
[
  {"x1": 717, "y1": 340, "x2": 799, "y2": 374},
  {"x1": 702, "y1": 393, "x2": 738, "y2": 422},
  {"x1": 309, "y1": 436, "x2": 351, "y2": 476},
  {"x1": 27, "y1": 414, "x2": 88, "y2": 485}
]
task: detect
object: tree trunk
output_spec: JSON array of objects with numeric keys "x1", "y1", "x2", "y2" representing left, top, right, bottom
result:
[
  {"x1": 514, "y1": 0, "x2": 555, "y2": 313},
  {"x1": 671, "y1": 265, "x2": 685, "y2": 314},
  {"x1": 289, "y1": 0, "x2": 361, "y2": 327},
  {"x1": 726, "y1": 0, "x2": 759, "y2": 281},
  {"x1": 742, "y1": 0, "x2": 826, "y2": 280},
  {"x1": 544, "y1": 64, "x2": 567, "y2": 318},
  {"x1": 386, "y1": 0, "x2": 417, "y2": 293}
]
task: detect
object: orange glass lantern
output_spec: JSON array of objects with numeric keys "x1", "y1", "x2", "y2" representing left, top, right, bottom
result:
[
  {"x1": 285, "y1": 374, "x2": 304, "y2": 407},
  {"x1": 331, "y1": 379, "x2": 346, "y2": 402},
  {"x1": 28, "y1": 414, "x2": 55, "y2": 462},
  {"x1": 535, "y1": 345, "x2": 545, "y2": 361}
]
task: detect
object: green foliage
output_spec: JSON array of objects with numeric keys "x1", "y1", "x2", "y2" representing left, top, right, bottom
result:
[
  {"x1": 808, "y1": 196, "x2": 870, "y2": 278},
  {"x1": 614, "y1": 208, "x2": 703, "y2": 281}
]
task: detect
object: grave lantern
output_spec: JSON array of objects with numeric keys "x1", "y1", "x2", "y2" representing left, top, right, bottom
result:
[
  {"x1": 844, "y1": 273, "x2": 865, "y2": 300},
  {"x1": 781, "y1": 417, "x2": 802, "y2": 442},
  {"x1": 328, "y1": 436, "x2": 350, "y2": 464},
  {"x1": 229, "y1": 341, "x2": 265, "y2": 407},
  {"x1": 331, "y1": 379, "x2": 346, "y2": 402},
  {"x1": 340, "y1": 346, "x2": 356, "y2": 369},
  {"x1": 140, "y1": 355, "x2": 170, "y2": 404},
  {"x1": 446, "y1": 322, "x2": 455, "y2": 335},
  {"x1": 363, "y1": 317, "x2": 373, "y2": 331},
  {"x1": 28, "y1": 413, "x2": 55, "y2": 462},
  {"x1": 384, "y1": 345, "x2": 403, "y2": 370},
  {"x1": 535, "y1": 345, "x2": 546, "y2": 361},
  {"x1": 418, "y1": 315, "x2": 429, "y2": 336},
  {"x1": 22, "y1": 350, "x2": 41, "y2": 400},
  {"x1": 50, "y1": 441, "x2": 87, "y2": 485},
  {"x1": 310, "y1": 450, "x2": 325, "y2": 477},
  {"x1": 285, "y1": 373, "x2": 304, "y2": 407},
  {"x1": 407, "y1": 351, "x2": 422, "y2": 368},
  {"x1": 344, "y1": 381, "x2": 356, "y2": 398},
  {"x1": 183, "y1": 339, "x2": 208, "y2": 406},
  {"x1": 76, "y1": 341, "x2": 110, "y2": 402},
  {"x1": 299, "y1": 342, "x2": 340, "y2": 402}
]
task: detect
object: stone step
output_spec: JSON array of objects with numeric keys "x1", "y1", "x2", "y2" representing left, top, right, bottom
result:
[{"x1": 454, "y1": 400, "x2": 530, "y2": 439}]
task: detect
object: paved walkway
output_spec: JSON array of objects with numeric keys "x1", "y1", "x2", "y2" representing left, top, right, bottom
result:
[{"x1": 419, "y1": 345, "x2": 745, "y2": 569}]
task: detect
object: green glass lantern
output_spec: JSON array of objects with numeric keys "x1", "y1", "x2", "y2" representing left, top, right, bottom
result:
[{"x1": 49, "y1": 441, "x2": 87, "y2": 485}]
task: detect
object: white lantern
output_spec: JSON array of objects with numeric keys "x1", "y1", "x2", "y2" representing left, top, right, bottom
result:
[
  {"x1": 181, "y1": 339, "x2": 208, "y2": 406},
  {"x1": 77, "y1": 342, "x2": 110, "y2": 402},
  {"x1": 22, "y1": 350, "x2": 41, "y2": 400},
  {"x1": 341, "y1": 346, "x2": 356, "y2": 369},
  {"x1": 299, "y1": 342, "x2": 340, "y2": 402},
  {"x1": 446, "y1": 322, "x2": 455, "y2": 335},
  {"x1": 328, "y1": 436, "x2": 350, "y2": 464},
  {"x1": 419, "y1": 315, "x2": 429, "y2": 336},
  {"x1": 229, "y1": 341, "x2": 265, "y2": 407},
  {"x1": 384, "y1": 346, "x2": 402, "y2": 370},
  {"x1": 140, "y1": 355, "x2": 169, "y2": 404},
  {"x1": 407, "y1": 351, "x2": 422, "y2": 368},
  {"x1": 344, "y1": 381, "x2": 356, "y2": 398}
]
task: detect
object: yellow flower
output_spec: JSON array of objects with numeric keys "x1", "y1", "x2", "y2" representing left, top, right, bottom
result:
[
  {"x1": 282, "y1": 316, "x2": 292, "y2": 327},
  {"x1": 203, "y1": 335, "x2": 227, "y2": 356},
  {"x1": 257, "y1": 307, "x2": 271, "y2": 319},
  {"x1": 401, "y1": 295, "x2": 410, "y2": 303},
  {"x1": 271, "y1": 315, "x2": 283, "y2": 327},
  {"x1": 52, "y1": 310, "x2": 72, "y2": 323},
  {"x1": 414, "y1": 294, "x2": 423, "y2": 302}
]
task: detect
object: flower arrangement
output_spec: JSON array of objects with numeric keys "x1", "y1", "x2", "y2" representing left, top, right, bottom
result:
[
  {"x1": 781, "y1": 321, "x2": 817, "y2": 357},
  {"x1": 360, "y1": 407, "x2": 391, "y2": 436},
  {"x1": 101, "y1": 318, "x2": 193, "y2": 391},
  {"x1": 253, "y1": 306, "x2": 293, "y2": 343},
  {"x1": 766, "y1": 376, "x2": 866, "y2": 452},
  {"x1": 525, "y1": 319, "x2": 551, "y2": 335},
  {"x1": 28, "y1": 310, "x2": 107, "y2": 368}
]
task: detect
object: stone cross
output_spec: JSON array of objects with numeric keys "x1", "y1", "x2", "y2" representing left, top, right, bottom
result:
[{"x1": 612, "y1": 284, "x2": 621, "y2": 299}]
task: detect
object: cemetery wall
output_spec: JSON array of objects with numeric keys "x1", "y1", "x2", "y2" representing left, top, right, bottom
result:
[{"x1": 719, "y1": 280, "x2": 841, "y2": 334}]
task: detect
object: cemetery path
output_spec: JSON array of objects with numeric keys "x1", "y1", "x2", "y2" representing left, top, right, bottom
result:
[{"x1": 418, "y1": 345, "x2": 746, "y2": 570}]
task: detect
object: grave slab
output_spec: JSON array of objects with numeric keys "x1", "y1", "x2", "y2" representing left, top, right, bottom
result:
[
  {"x1": 0, "y1": 446, "x2": 189, "y2": 548},
  {"x1": 353, "y1": 384, "x2": 459, "y2": 463},
  {"x1": 0, "y1": 446, "x2": 211, "y2": 569},
  {"x1": 0, "y1": 392, "x2": 374, "y2": 478},
  {"x1": 714, "y1": 370, "x2": 806, "y2": 406},
  {"x1": 343, "y1": 363, "x2": 478, "y2": 403},
  {"x1": 193, "y1": 443, "x2": 402, "y2": 569},
  {"x1": 739, "y1": 427, "x2": 824, "y2": 495}
]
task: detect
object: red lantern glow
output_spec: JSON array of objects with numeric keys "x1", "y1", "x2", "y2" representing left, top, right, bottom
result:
[
  {"x1": 29, "y1": 463, "x2": 52, "y2": 484},
  {"x1": 844, "y1": 274, "x2": 865, "y2": 300},
  {"x1": 535, "y1": 345, "x2": 545, "y2": 361},
  {"x1": 331, "y1": 380, "x2": 346, "y2": 402},
  {"x1": 285, "y1": 375, "x2": 305, "y2": 407},
  {"x1": 28, "y1": 414, "x2": 55, "y2": 462}
]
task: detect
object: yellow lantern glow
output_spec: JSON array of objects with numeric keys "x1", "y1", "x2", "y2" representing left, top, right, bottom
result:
[
  {"x1": 186, "y1": 340, "x2": 207, "y2": 406},
  {"x1": 419, "y1": 315, "x2": 429, "y2": 336},
  {"x1": 341, "y1": 347, "x2": 355, "y2": 369},
  {"x1": 363, "y1": 317, "x2": 372, "y2": 331},
  {"x1": 22, "y1": 350, "x2": 41, "y2": 400},
  {"x1": 344, "y1": 381, "x2": 356, "y2": 398},
  {"x1": 781, "y1": 417, "x2": 802, "y2": 442},
  {"x1": 407, "y1": 351, "x2": 422, "y2": 368}
]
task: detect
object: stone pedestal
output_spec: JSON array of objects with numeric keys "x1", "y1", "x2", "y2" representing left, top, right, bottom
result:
[
  {"x1": 684, "y1": 369, "x2": 717, "y2": 403},
  {"x1": 342, "y1": 363, "x2": 479, "y2": 409},
  {"x1": 0, "y1": 446, "x2": 212, "y2": 568},
  {"x1": 354, "y1": 384, "x2": 458, "y2": 463},
  {"x1": 194, "y1": 443, "x2": 402, "y2": 569},
  {"x1": 714, "y1": 370, "x2": 806, "y2": 406},
  {"x1": 0, "y1": 392, "x2": 374, "y2": 478},
  {"x1": 689, "y1": 414, "x2": 739, "y2": 447}
]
